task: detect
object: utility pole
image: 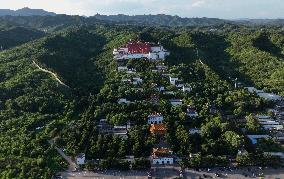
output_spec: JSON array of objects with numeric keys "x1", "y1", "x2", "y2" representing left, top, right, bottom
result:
[
  {"x1": 234, "y1": 78, "x2": 238, "y2": 88},
  {"x1": 196, "y1": 48, "x2": 199, "y2": 58}
]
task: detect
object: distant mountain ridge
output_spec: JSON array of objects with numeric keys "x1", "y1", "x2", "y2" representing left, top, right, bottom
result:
[
  {"x1": 92, "y1": 14, "x2": 230, "y2": 26},
  {"x1": 0, "y1": 7, "x2": 56, "y2": 16},
  {"x1": 0, "y1": 7, "x2": 284, "y2": 27}
]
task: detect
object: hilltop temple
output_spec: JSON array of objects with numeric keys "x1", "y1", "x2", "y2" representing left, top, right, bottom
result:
[{"x1": 113, "y1": 41, "x2": 170, "y2": 60}]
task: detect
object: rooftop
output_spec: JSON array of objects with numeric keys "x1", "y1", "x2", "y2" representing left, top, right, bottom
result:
[
  {"x1": 153, "y1": 148, "x2": 173, "y2": 158},
  {"x1": 150, "y1": 124, "x2": 166, "y2": 133}
]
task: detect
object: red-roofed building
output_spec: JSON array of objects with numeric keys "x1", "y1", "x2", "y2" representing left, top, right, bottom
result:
[
  {"x1": 150, "y1": 124, "x2": 166, "y2": 135},
  {"x1": 113, "y1": 40, "x2": 170, "y2": 60},
  {"x1": 127, "y1": 42, "x2": 151, "y2": 54}
]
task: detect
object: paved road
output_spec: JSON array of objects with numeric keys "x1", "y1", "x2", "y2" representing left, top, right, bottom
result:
[
  {"x1": 58, "y1": 166, "x2": 284, "y2": 179},
  {"x1": 33, "y1": 60, "x2": 70, "y2": 88},
  {"x1": 60, "y1": 170, "x2": 148, "y2": 179},
  {"x1": 48, "y1": 140, "x2": 77, "y2": 171}
]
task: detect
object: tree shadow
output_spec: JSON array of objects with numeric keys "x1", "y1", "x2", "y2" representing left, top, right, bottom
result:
[
  {"x1": 253, "y1": 33, "x2": 284, "y2": 59},
  {"x1": 190, "y1": 32, "x2": 254, "y2": 85}
]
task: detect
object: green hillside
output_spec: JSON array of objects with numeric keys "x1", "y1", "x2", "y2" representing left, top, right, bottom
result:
[
  {"x1": 0, "y1": 24, "x2": 283, "y2": 178},
  {"x1": 0, "y1": 27, "x2": 45, "y2": 50}
]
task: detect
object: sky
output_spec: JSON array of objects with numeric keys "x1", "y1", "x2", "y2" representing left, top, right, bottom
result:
[{"x1": 1, "y1": 0, "x2": 284, "y2": 19}]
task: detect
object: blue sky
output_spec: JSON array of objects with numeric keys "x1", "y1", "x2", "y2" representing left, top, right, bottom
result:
[{"x1": 1, "y1": 0, "x2": 284, "y2": 19}]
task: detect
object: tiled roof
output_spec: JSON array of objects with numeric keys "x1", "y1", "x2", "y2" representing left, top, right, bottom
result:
[
  {"x1": 150, "y1": 124, "x2": 166, "y2": 133},
  {"x1": 153, "y1": 148, "x2": 173, "y2": 158},
  {"x1": 127, "y1": 42, "x2": 151, "y2": 54}
]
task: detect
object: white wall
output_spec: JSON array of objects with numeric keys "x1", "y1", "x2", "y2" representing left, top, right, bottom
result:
[
  {"x1": 153, "y1": 157, "x2": 174, "y2": 165},
  {"x1": 170, "y1": 101, "x2": 182, "y2": 106},
  {"x1": 76, "y1": 156, "x2": 85, "y2": 165},
  {"x1": 148, "y1": 116, "x2": 164, "y2": 124}
]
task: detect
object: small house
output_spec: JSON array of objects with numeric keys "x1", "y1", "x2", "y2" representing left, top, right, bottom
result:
[
  {"x1": 163, "y1": 91, "x2": 175, "y2": 95},
  {"x1": 186, "y1": 105, "x2": 198, "y2": 117},
  {"x1": 117, "y1": 66, "x2": 128, "y2": 71},
  {"x1": 148, "y1": 113, "x2": 164, "y2": 124},
  {"x1": 118, "y1": 98, "x2": 131, "y2": 104},
  {"x1": 169, "y1": 99, "x2": 183, "y2": 106},
  {"x1": 247, "y1": 135, "x2": 271, "y2": 145},
  {"x1": 152, "y1": 148, "x2": 174, "y2": 165},
  {"x1": 169, "y1": 77, "x2": 179, "y2": 85},
  {"x1": 189, "y1": 128, "x2": 201, "y2": 135},
  {"x1": 76, "y1": 153, "x2": 86, "y2": 165},
  {"x1": 132, "y1": 77, "x2": 143, "y2": 85},
  {"x1": 182, "y1": 86, "x2": 192, "y2": 92}
]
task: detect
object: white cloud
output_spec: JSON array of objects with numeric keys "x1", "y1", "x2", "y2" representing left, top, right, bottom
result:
[{"x1": 192, "y1": 0, "x2": 206, "y2": 7}]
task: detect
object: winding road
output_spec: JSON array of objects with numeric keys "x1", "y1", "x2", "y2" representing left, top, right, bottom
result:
[{"x1": 33, "y1": 60, "x2": 70, "y2": 88}]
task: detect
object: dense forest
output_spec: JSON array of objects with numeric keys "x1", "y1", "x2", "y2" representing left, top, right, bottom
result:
[
  {"x1": 0, "y1": 15, "x2": 284, "y2": 178},
  {"x1": 0, "y1": 26, "x2": 45, "y2": 49}
]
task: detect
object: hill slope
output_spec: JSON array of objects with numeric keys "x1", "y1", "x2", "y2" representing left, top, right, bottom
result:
[
  {"x1": 0, "y1": 26, "x2": 45, "y2": 49},
  {"x1": 0, "y1": 27, "x2": 108, "y2": 177},
  {"x1": 0, "y1": 7, "x2": 56, "y2": 16},
  {"x1": 0, "y1": 24, "x2": 284, "y2": 177}
]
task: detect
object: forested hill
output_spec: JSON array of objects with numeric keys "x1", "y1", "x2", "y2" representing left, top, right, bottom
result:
[
  {"x1": 0, "y1": 27, "x2": 108, "y2": 178},
  {"x1": 0, "y1": 26, "x2": 45, "y2": 49},
  {"x1": 92, "y1": 14, "x2": 229, "y2": 26},
  {"x1": 0, "y1": 7, "x2": 56, "y2": 16},
  {"x1": 0, "y1": 23, "x2": 284, "y2": 177},
  {"x1": 1, "y1": 10, "x2": 284, "y2": 28}
]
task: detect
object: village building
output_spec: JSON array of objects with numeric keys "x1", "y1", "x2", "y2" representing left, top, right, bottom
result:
[
  {"x1": 121, "y1": 79, "x2": 131, "y2": 84},
  {"x1": 155, "y1": 86, "x2": 165, "y2": 92},
  {"x1": 163, "y1": 91, "x2": 175, "y2": 95},
  {"x1": 169, "y1": 99, "x2": 183, "y2": 106},
  {"x1": 186, "y1": 105, "x2": 198, "y2": 117},
  {"x1": 152, "y1": 148, "x2": 174, "y2": 165},
  {"x1": 156, "y1": 65, "x2": 168, "y2": 71},
  {"x1": 113, "y1": 41, "x2": 170, "y2": 60},
  {"x1": 189, "y1": 128, "x2": 201, "y2": 135},
  {"x1": 169, "y1": 77, "x2": 179, "y2": 85},
  {"x1": 150, "y1": 124, "x2": 166, "y2": 135},
  {"x1": 175, "y1": 83, "x2": 184, "y2": 89},
  {"x1": 237, "y1": 148, "x2": 249, "y2": 156},
  {"x1": 150, "y1": 94, "x2": 160, "y2": 104},
  {"x1": 112, "y1": 125, "x2": 130, "y2": 139},
  {"x1": 99, "y1": 121, "x2": 131, "y2": 139},
  {"x1": 256, "y1": 115, "x2": 273, "y2": 122},
  {"x1": 126, "y1": 69, "x2": 137, "y2": 74},
  {"x1": 182, "y1": 86, "x2": 192, "y2": 92},
  {"x1": 264, "y1": 152, "x2": 284, "y2": 159},
  {"x1": 246, "y1": 87, "x2": 283, "y2": 101},
  {"x1": 247, "y1": 135, "x2": 271, "y2": 145},
  {"x1": 132, "y1": 77, "x2": 143, "y2": 85},
  {"x1": 117, "y1": 66, "x2": 128, "y2": 71},
  {"x1": 76, "y1": 153, "x2": 86, "y2": 165},
  {"x1": 148, "y1": 113, "x2": 164, "y2": 124},
  {"x1": 117, "y1": 98, "x2": 131, "y2": 104},
  {"x1": 162, "y1": 73, "x2": 171, "y2": 77},
  {"x1": 97, "y1": 119, "x2": 112, "y2": 131},
  {"x1": 256, "y1": 115, "x2": 283, "y2": 130}
]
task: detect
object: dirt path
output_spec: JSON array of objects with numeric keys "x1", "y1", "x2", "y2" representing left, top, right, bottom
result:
[{"x1": 33, "y1": 60, "x2": 70, "y2": 88}]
